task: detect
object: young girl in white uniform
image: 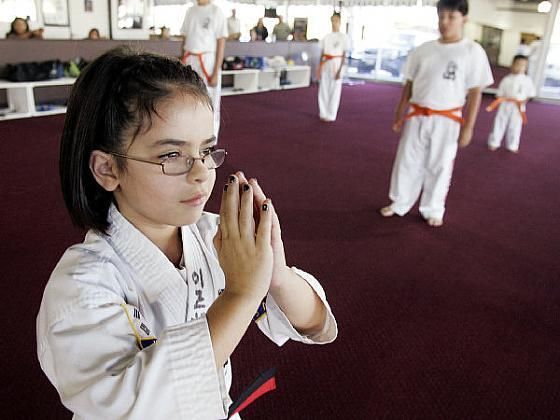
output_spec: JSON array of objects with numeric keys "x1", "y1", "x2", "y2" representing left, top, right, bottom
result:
[
  {"x1": 380, "y1": 0, "x2": 493, "y2": 227},
  {"x1": 36, "y1": 47, "x2": 337, "y2": 419},
  {"x1": 181, "y1": 0, "x2": 228, "y2": 138},
  {"x1": 318, "y1": 12, "x2": 349, "y2": 122},
  {"x1": 487, "y1": 54, "x2": 535, "y2": 153}
]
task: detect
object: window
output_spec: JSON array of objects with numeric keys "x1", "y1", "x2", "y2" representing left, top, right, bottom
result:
[{"x1": 0, "y1": 0, "x2": 37, "y2": 23}]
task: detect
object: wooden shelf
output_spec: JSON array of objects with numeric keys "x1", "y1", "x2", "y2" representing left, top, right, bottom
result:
[
  {"x1": 0, "y1": 66, "x2": 311, "y2": 120},
  {"x1": 0, "y1": 78, "x2": 76, "y2": 121}
]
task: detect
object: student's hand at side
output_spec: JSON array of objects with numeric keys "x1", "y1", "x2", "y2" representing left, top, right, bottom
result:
[
  {"x1": 208, "y1": 72, "x2": 219, "y2": 87},
  {"x1": 214, "y1": 174, "x2": 274, "y2": 302},
  {"x1": 458, "y1": 126, "x2": 473, "y2": 148},
  {"x1": 392, "y1": 119, "x2": 403, "y2": 133}
]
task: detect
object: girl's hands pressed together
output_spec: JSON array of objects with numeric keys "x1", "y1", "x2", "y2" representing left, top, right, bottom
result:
[
  {"x1": 214, "y1": 172, "x2": 328, "y2": 339},
  {"x1": 236, "y1": 172, "x2": 291, "y2": 292},
  {"x1": 214, "y1": 173, "x2": 274, "y2": 302}
]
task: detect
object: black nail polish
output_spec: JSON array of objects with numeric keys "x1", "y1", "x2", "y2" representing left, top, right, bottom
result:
[
  {"x1": 223, "y1": 184, "x2": 228, "y2": 191},
  {"x1": 229, "y1": 175, "x2": 236, "y2": 183},
  {"x1": 262, "y1": 203, "x2": 268, "y2": 211},
  {"x1": 243, "y1": 183, "x2": 250, "y2": 192}
]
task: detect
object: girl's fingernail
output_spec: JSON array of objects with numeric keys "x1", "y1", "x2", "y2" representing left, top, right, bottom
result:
[
  {"x1": 243, "y1": 183, "x2": 250, "y2": 192},
  {"x1": 224, "y1": 184, "x2": 228, "y2": 191},
  {"x1": 229, "y1": 175, "x2": 236, "y2": 183}
]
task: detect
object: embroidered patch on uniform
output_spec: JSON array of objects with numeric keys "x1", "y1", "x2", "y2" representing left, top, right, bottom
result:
[
  {"x1": 443, "y1": 61, "x2": 457, "y2": 80},
  {"x1": 139, "y1": 338, "x2": 157, "y2": 349},
  {"x1": 121, "y1": 304, "x2": 158, "y2": 351},
  {"x1": 253, "y1": 299, "x2": 267, "y2": 322}
]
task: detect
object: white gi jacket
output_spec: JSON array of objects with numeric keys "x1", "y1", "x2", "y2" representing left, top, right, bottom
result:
[{"x1": 37, "y1": 205, "x2": 337, "y2": 419}]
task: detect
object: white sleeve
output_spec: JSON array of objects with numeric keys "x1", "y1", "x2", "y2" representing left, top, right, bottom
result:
[
  {"x1": 402, "y1": 47, "x2": 418, "y2": 82},
  {"x1": 215, "y1": 8, "x2": 228, "y2": 39},
  {"x1": 255, "y1": 267, "x2": 338, "y2": 346},
  {"x1": 180, "y1": 8, "x2": 191, "y2": 36},
  {"x1": 466, "y1": 42, "x2": 494, "y2": 90},
  {"x1": 37, "y1": 270, "x2": 229, "y2": 419},
  {"x1": 496, "y1": 77, "x2": 507, "y2": 97}
]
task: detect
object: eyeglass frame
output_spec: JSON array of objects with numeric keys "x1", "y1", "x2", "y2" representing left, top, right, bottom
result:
[{"x1": 110, "y1": 148, "x2": 227, "y2": 176}]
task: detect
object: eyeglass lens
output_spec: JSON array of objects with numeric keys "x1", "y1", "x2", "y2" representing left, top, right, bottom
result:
[{"x1": 163, "y1": 150, "x2": 226, "y2": 175}]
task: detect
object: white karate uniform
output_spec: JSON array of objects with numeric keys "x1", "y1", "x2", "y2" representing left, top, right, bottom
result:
[
  {"x1": 487, "y1": 73, "x2": 535, "y2": 152},
  {"x1": 388, "y1": 38, "x2": 493, "y2": 220},
  {"x1": 37, "y1": 205, "x2": 337, "y2": 419},
  {"x1": 318, "y1": 32, "x2": 349, "y2": 121},
  {"x1": 181, "y1": 3, "x2": 228, "y2": 138}
]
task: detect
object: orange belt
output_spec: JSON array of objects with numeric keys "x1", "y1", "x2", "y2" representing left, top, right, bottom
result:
[
  {"x1": 486, "y1": 98, "x2": 528, "y2": 124},
  {"x1": 404, "y1": 103, "x2": 464, "y2": 125},
  {"x1": 317, "y1": 54, "x2": 344, "y2": 79},
  {"x1": 181, "y1": 51, "x2": 211, "y2": 83}
]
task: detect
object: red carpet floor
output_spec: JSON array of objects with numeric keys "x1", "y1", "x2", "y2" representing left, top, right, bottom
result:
[{"x1": 1, "y1": 82, "x2": 559, "y2": 418}]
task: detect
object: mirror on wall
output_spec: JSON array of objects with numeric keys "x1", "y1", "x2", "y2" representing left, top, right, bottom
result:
[
  {"x1": 42, "y1": 0, "x2": 69, "y2": 26},
  {"x1": 118, "y1": 0, "x2": 144, "y2": 29}
]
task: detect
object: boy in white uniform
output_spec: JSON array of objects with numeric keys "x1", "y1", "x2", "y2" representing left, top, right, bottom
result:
[
  {"x1": 181, "y1": 0, "x2": 227, "y2": 137},
  {"x1": 487, "y1": 54, "x2": 535, "y2": 153},
  {"x1": 380, "y1": 0, "x2": 493, "y2": 227},
  {"x1": 318, "y1": 12, "x2": 349, "y2": 122}
]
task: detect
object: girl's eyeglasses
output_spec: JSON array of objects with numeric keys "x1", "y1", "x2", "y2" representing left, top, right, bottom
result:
[{"x1": 111, "y1": 149, "x2": 227, "y2": 176}]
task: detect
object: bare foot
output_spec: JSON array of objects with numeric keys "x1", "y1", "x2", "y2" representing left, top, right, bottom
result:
[
  {"x1": 380, "y1": 206, "x2": 395, "y2": 217},
  {"x1": 488, "y1": 145, "x2": 498, "y2": 151},
  {"x1": 426, "y1": 218, "x2": 443, "y2": 227},
  {"x1": 507, "y1": 149, "x2": 519, "y2": 154}
]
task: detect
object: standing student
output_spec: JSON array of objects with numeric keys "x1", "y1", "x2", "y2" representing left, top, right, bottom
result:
[
  {"x1": 250, "y1": 18, "x2": 268, "y2": 41},
  {"x1": 273, "y1": 15, "x2": 291, "y2": 41},
  {"x1": 36, "y1": 47, "x2": 337, "y2": 419},
  {"x1": 227, "y1": 9, "x2": 241, "y2": 41},
  {"x1": 6, "y1": 17, "x2": 43, "y2": 39},
  {"x1": 180, "y1": 0, "x2": 227, "y2": 138},
  {"x1": 380, "y1": 0, "x2": 493, "y2": 227},
  {"x1": 318, "y1": 12, "x2": 349, "y2": 122},
  {"x1": 487, "y1": 55, "x2": 535, "y2": 153}
]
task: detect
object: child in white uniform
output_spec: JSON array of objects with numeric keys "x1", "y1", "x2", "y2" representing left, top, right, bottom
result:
[
  {"x1": 318, "y1": 12, "x2": 349, "y2": 122},
  {"x1": 380, "y1": 0, "x2": 493, "y2": 227},
  {"x1": 487, "y1": 54, "x2": 535, "y2": 153},
  {"x1": 36, "y1": 47, "x2": 337, "y2": 419},
  {"x1": 181, "y1": 0, "x2": 227, "y2": 138}
]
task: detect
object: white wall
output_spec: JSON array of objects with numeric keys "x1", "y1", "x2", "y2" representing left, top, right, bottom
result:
[
  {"x1": 468, "y1": 0, "x2": 549, "y2": 66},
  {"x1": 110, "y1": 0, "x2": 150, "y2": 40}
]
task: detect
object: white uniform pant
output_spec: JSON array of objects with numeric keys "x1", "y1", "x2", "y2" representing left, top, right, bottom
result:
[
  {"x1": 318, "y1": 59, "x2": 343, "y2": 121},
  {"x1": 184, "y1": 53, "x2": 221, "y2": 138},
  {"x1": 388, "y1": 115, "x2": 460, "y2": 220},
  {"x1": 487, "y1": 102, "x2": 523, "y2": 152}
]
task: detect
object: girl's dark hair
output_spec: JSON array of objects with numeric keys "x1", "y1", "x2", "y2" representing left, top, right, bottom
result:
[
  {"x1": 60, "y1": 46, "x2": 212, "y2": 234},
  {"x1": 513, "y1": 54, "x2": 529, "y2": 62},
  {"x1": 437, "y1": 0, "x2": 469, "y2": 15},
  {"x1": 6, "y1": 17, "x2": 29, "y2": 37}
]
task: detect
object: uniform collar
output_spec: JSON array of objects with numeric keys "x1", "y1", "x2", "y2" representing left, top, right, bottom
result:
[{"x1": 106, "y1": 204, "x2": 188, "y2": 324}]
